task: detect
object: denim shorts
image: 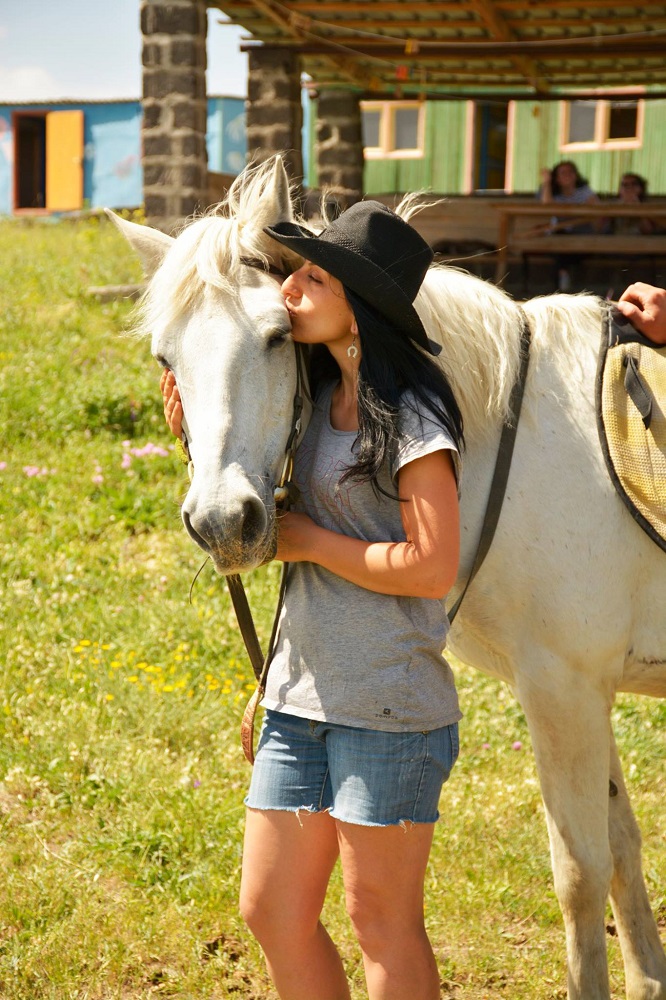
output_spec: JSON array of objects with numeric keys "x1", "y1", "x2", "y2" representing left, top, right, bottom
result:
[{"x1": 245, "y1": 709, "x2": 459, "y2": 827}]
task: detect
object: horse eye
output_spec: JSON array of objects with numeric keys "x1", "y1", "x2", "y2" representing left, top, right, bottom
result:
[{"x1": 267, "y1": 331, "x2": 289, "y2": 349}]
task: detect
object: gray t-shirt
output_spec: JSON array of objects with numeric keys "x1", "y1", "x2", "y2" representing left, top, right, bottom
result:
[{"x1": 262, "y1": 381, "x2": 462, "y2": 733}]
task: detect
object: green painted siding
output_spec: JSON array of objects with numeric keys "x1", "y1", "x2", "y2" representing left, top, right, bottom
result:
[
  {"x1": 364, "y1": 102, "x2": 468, "y2": 194},
  {"x1": 510, "y1": 98, "x2": 666, "y2": 196},
  {"x1": 306, "y1": 95, "x2": 666, "y2": 197}
]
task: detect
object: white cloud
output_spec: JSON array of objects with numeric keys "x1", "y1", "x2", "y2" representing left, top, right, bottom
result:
[{"x1": 0, "y1": 65, "x2": 64, "y2": 102}]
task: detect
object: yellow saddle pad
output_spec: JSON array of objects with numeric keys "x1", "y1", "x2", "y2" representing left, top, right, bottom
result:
[{"x1": 596, "y1": 306, "x2": 666, "y2": 553}]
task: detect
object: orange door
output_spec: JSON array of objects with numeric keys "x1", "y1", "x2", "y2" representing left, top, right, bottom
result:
[{"x1": 45, "y1": 110, "x2": 84, "y2": 211}]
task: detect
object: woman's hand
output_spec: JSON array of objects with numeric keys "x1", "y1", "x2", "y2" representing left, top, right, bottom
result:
[
  {"x1": 275, "y1": 511, "x2": 319, "y2": 563},
  {"x1": 617, "y1": 282, "x2": 666, "y2": 344},
  {"x1": 160, "y1": 369, "x2": 184, "y2": 438}
]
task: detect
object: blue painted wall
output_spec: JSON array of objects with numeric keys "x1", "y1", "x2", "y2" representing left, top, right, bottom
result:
[
  {"x1": 207, "y1": 98, "x2": 246, "y2": 175},
  {"x1": 0, "y1": 96, "x2": 246, "y2": 216}
]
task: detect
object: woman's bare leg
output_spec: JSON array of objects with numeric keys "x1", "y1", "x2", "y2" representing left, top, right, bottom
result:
[
  {"x1": 337, "y1": 820, "x2": 439, "y2": 1000},
  {"x1": 240, "y1": 808, "x2": 351, "y2": 1000}
]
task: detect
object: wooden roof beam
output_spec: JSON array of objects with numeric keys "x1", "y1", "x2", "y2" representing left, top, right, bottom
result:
[
  {"x1": 242, "y1": 0, "x2": 377, "y2": 88},
  {"x1": 468, "y1": 0, "x2": 549, "y2": 91},
  {"x1": 259, "y1": 35, "x2": 666, "y2": 56}
]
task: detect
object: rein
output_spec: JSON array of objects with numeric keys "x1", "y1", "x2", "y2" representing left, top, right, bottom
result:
[
  {"x1": 175, "y1": 343, "x2": 306, "y2": 763},
  {"x1": 232, "y1": 342, "x2": 307, "y2": 764},
  {"x1": 176, "y1": 258, "x2": 306, "y2": 763},
  {"x1": 447, "y1": 309, "x2": 532, "y2": 624}
]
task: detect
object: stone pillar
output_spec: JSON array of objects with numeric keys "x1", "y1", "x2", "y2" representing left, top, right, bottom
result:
[
  {"x1": 316, "y1": 90, "x2": 364, "y2": 210},
  {"x1": 247, "y1": 48, "x2": 303, "y2": 184},
  {"x1": 141, "y1": 0, "x2": 208, "y2": 232}
]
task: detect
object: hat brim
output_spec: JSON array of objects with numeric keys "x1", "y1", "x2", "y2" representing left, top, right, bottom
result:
[{"x1": 265, "y1": 221, "x2": 440, "y2": 356}]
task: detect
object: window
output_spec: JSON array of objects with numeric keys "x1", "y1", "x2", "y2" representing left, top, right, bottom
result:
[
  {"x1": 361, "y1": 101, "x2": 424, "y2": 158},
  {"x1": 561, "y1": 97, "x2": 644, "y2": 150}
]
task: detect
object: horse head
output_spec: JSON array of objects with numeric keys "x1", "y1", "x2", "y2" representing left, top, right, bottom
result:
[{"x1": 109, "y1": 157, "x2": 306, "y2": 574}]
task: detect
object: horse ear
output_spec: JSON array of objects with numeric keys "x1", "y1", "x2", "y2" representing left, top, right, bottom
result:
[
  {"x1": 105, "y1": 209, "x2": 174, "y2": 278},
  {"x1": 271, "y1": 155, "x2": 294, "y2": 224}
]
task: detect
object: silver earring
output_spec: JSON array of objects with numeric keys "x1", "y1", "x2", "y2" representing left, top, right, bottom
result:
[{"x1": 347, "y1": 334, "x2": 358, "y2": 359}]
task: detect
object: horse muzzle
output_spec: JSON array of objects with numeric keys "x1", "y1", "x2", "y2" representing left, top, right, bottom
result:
[{"x1": 181, "y1": 477, "x2": 276, "y2": 574}]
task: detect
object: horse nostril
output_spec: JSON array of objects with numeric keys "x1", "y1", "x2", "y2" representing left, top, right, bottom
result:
[
  {"x1": 181, "y1": 508, "x2": 210, "y2": 553},
  {"x1": 241, "y1": 496, "x2": 267, "y2": 548}
]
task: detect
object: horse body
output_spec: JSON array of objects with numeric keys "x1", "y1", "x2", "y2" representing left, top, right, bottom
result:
[{"x1": 111, "y1": 157, "x2": 665, "y2": 1000}]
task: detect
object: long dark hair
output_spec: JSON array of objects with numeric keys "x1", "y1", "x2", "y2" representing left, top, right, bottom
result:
[
  {"x1": 309, "y1": 287, "x2": 464, "y2": 499},
  {"x1": 551, "y1": 160, "x2": 588, "y2": 195}
]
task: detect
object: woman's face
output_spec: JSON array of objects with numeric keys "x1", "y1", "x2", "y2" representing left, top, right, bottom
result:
[
  {"x1": 554, "y1": 162, "x2": 578, "y2": 192},
  {"x1": 281, "y1": 262, "x2": 355, "y2": 348},
  {"x1": 619, "y1": 175, "x2": 643, "y2": 201}
]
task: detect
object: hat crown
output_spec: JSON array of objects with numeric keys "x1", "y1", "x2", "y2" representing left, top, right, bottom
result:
[
  {"x1": 264, "y1": 200, "x2": 439, "y2": 354},
  {"x1": 316, "y1": 201, "x2": 431, "y2": 304}
]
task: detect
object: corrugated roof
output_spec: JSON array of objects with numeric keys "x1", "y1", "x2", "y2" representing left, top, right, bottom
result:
[{"x1": 208, "y1": 0, "x2": 666, "y2": 99}]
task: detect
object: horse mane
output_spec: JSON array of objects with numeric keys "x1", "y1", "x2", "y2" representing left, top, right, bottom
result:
[
  {"x1": 135, "y1": 159, "x2": 303, "y2": 338},
  {"x1": 415, "y1": 261, "x2": 601, "y2": 440}
]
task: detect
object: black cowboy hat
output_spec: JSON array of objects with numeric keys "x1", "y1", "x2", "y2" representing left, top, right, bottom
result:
[{"x1": 265, "y1": 201, "x2": 440, "y2": 356}]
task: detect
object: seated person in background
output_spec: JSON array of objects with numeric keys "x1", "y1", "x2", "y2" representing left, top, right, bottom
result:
[
  {"x1": 617, "y1": 282, "x2": 666, "y2": 344},
  {"x1": 538, "y1": 161, "x2": 606, "y2": 291},
  {"x1": 615, "y1": 173, "x2": 664, "y2": 235},
  {"x1": 539, "y1": 160, "x2": 604, "y2": 228}
]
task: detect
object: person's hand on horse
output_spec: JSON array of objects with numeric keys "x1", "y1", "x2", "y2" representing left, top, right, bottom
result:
[
  {"x1": 160, "y1": 369, "x2": 184, "y2": 438},
  {"x1": 617, "y1": 282, "x2": 666, "y2": 344},
  {"x1": 275, "y1": 510, "x2": 318, "y2": 563}
]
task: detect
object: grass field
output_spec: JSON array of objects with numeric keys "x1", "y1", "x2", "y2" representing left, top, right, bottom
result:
[{"x1": 0, "y1": 215, "x2": 663, "y2": 999}]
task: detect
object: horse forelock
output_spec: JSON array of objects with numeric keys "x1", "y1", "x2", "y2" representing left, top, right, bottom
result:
[{"x1": 135, "y1": 158, "x2": 302, "y2": 339}]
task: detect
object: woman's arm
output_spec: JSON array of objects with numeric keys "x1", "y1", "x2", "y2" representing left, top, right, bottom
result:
[
  {"x1": 539, "y1": 167, "x2": 553, "y2": 205},
  {"x1": 276, "y1": 449, "x2": 460, "y2": 600}
]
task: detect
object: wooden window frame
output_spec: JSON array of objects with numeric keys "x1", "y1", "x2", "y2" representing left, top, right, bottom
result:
[
  {"x1": 361, "y1": 100, "x2": 425, "y2": 160},
  {"x1": 560, "y1": 91, "x2": 645, "y2": 152}
]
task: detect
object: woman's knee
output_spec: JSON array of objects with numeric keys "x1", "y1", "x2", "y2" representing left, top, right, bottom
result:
[
  {"x1": 345, "y1": 883, "x2": 425, "y2": 952},
  {"x1": 240, "y1": 882, "x2": 323, "y2": 948}
]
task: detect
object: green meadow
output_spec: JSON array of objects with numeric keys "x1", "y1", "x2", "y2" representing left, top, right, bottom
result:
[{"x1": 0, "y1": 216, "x2": 663, "y2": 999}]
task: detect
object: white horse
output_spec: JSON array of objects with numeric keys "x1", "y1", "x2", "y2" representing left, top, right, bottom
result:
[{"x1": 110, "y1": 157, "x2": 666, "y2": 1000}]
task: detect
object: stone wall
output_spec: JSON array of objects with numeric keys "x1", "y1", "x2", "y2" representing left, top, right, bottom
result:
[
  {"x1": 316, "y1": 90, "x2": 364, "y2": 209},
  {"x1": 141, "y1": 0, "x2": 208, "y2": 231},
  {"x1": 247, "y1": 48, "x2": 303, "y2": 185}
]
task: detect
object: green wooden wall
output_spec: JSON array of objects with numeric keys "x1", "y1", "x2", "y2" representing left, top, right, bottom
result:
[
  {"x1": 510, "y1": 98, "x2": 666, "y2": 196},
  {"x1": 306, "y1": 96, "x2": 666, "y2": 197},
  {"x1": 363, "y1": 102, "x2": 468, "y2": 194}
]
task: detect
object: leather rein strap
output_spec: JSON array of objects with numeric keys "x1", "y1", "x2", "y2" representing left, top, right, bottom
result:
[
  {"x1": 447, "y1": 310, "x2": 532, "y2": 625},
  {"x1": 232, "y1": 342, "x2": 307, "y2": 764}
]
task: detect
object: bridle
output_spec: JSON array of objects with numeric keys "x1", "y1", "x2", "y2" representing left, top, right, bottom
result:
[
  {"x1": 176, "y1": 328, "x2": 308, "y2": 765},
  {"x1": 229, "y1": 340, "x2": 308, "y2": 765}
]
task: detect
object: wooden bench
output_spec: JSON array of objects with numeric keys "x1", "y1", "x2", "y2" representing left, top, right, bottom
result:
[{"x1": 494, "y1": 203, "x2": 666, "y2": 289}]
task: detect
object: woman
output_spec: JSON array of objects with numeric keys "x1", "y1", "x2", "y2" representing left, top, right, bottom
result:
[
  {"x1": 615, "y1": 173, "x2": 663, "y2": 236},
  {"x1": 162, "y1": 201, "x2": 464, "y2": 1000},
  {"x1": 538, "y1": 160, "x2": 606, "y2": 291}
]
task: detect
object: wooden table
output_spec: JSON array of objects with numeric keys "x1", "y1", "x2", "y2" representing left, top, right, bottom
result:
[{"x1": 494, "y1": 203, "x2": 666, "y2": 286}]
